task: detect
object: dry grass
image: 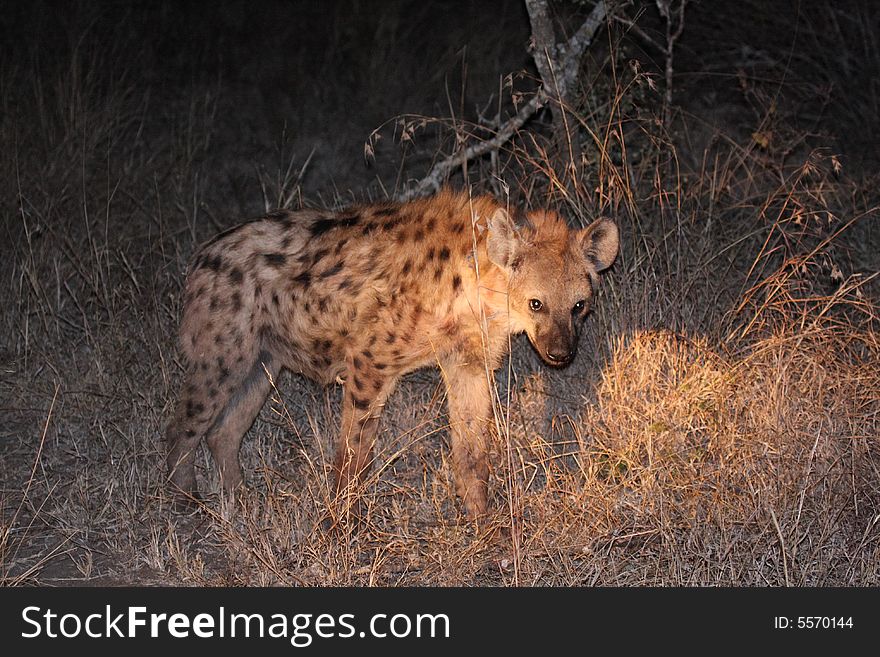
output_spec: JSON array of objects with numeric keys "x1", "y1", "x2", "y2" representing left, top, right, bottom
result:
[{"x1": 1, "y1": 1, "x2": 878, "y2": 586}]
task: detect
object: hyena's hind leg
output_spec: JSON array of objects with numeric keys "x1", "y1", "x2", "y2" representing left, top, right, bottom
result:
[
  {"x1": 166, "y1": 350, "x2": 278, "y2": 498},
  {"x1": 205, "y1": 350, "x2": 279, "y2": 494}
]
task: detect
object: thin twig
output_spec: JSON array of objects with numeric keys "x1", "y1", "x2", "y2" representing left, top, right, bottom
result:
[{"x1": 399, "y1": 1, "x2": 607, "y2": 200}]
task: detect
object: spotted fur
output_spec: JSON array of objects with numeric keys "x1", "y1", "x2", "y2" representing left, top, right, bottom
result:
[{"x1": 166, "y1": 189, "x2": 619, "y2": 516}]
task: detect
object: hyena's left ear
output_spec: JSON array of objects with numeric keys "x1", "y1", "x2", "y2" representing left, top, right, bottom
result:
[
  {"x1": 578, "y1": 218, "x2": 619, "y2": 273},
  {"x1": 487, "y1": 208, "x2": 522, "y2": 271}
]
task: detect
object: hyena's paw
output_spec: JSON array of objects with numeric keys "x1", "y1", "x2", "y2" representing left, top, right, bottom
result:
[{"x1": 168, "y1": 487, "x2": 204, "y2": 514}]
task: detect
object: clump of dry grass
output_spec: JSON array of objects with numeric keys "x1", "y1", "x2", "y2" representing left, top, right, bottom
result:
[{"x1": 513, "y1": 323, "x2": 879, "y2": 585}]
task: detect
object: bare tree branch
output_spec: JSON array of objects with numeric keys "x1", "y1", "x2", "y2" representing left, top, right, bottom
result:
[{"x1": 398, "y1": 1, "x2": 607, "y2": 201}]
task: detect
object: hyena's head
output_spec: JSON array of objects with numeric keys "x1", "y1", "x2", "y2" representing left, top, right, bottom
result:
[{"x1": 487, "y1": 207, "x2": 619, "y2": 367}]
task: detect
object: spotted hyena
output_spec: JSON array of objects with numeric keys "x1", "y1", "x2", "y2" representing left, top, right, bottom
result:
[{"x1": 166, "y1": 189, "x2": 618, "y2": 516}]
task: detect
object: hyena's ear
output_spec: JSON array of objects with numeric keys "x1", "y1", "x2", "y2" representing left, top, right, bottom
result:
[
  {"x1": 487, "y1": 208, "x2": 521, "y2": 271},
  {"x1": 578, "y1": 218, "x2": 619, "y2": 273}
]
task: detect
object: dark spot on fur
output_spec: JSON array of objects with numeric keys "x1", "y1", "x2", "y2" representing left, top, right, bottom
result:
[
  {"x1": 203, "y1": 255, "x2": 224, "y2": 272},
  {"x1": 439, "y1": 247, "x2": 450, "y2": 261},
  {"x1": 281, "y1": 236, "x2": 292, "y2": 249},
  {"x1": 402, "y1": 259, "x2": 412, "y2": 274},
  {"x1": 209, "y1": 296, "x2": 221, "y2": 311},
  {"x1": 427, "y1": 247, "x2": 436, "y2": 261},
  {"x1": 353, "y1": 377, "x2": 364, "y2": 391},
  {"x1": 353, "y1": 356, "x2": 363, "y2": 370},
  {"x1": 413, "y1": 228, "x2": 424, "y2": 242},
  {"x1": 303, "y1": 301, "x2": 311, "y2": 313},
  {"x1": 208, "y1": 387, "x2": 218, "y2": 398},
  {"x1": 318, "y1": 297, "x2": 328, "y2": 312},
  {"x1": 186, "y1": 400, "x2": 205, "y2": 418},
  {"x1": 367, "y1": 334, "x2": 377, "y2": 348},
  {"x1": 434, "y1": 267, "x2": 443, "y2": 281},
  {"x1": 374, "y1": 207, "x2": 397, "y2": 217},
  {"x1": 271, "y1": 292, "x2": 279, "y2": 306},
  {"x1": 294, "y1": 271, "x2": 311, "y2": 286},
  {"x1": 385, "y1": 333, "x2": 396, "y2": 344},
  {"x1": 263, "y1": 253, "x2": 287, "y2": 267},
  {"x1": 337, "y1": 213, "x2": 361, "y2": 228},
  {"x1": 339, "y1": 327, "x2": 349, "y2": 338},
  {"x1": 185, "y1": 429, "x2": 196, "y2": 438},
  {"x1": 310, "y1": 218, "x2": 336, "y2": 237},
  {"x1": 231, "y1": 292, "x2": 242, "y2": 312},
  {"x1": 334, "y1": 239, "x2": 348, "y2": 255},
  {"x1": 451, "y1": 222, "x2": 465, "y2": 234},
  {"x1": 426, "y1": 217, "x2": 436, "y2": 231},
  {"x1": 352, "y1": 396, "x2": 371, "y2": 410},
  {"x1": 375, "y1": 362, "x2": 387, "y2": 370},
  {"x1": 254, "y1": 282, "x2": 263, "y2": 298},
  {"x1": 310, "y1": 248, "x2": 330, "y2": 266},
  {"x1": 372, "y1": 379, "x2": 383, "y2": 391},
  {"x1": 452, "y1": 274, "x2": 462, "y2": 291},
  {"x1": 320, "y1": 261, "x2": 344, "y2": 279},
  {"x1": 362, "y1": 349, "x2": 373, "y2": 360},
  {"x1": 229, "y1": 267, "x2": 243, "y2": 284}
]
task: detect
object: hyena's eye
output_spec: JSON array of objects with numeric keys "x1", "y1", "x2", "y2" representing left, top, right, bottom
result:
[
  {"x1": 529, "y1": 299, "x2": 544, "y2": 312},
  {"x1": 572, "y1": 300, "x2": 586, "y2": 315}
]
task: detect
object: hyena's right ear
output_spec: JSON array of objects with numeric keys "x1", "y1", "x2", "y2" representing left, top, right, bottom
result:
[{"x1": 487, "y1": 208, "x2": 521, "y2": 272}]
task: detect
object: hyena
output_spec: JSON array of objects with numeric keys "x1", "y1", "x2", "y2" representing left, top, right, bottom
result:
[{"x1": 166, "y1": 189, "x2": 618, "y2": 516}]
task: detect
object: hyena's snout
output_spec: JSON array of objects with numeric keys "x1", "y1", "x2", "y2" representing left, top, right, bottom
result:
[{"x1": 535, "y1": 320, "x2": 579, "y2": 366}]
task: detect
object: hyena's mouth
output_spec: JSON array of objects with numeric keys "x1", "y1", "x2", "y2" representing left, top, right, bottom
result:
[
  {"x1": 541, "y1": 351, "x2": 575, "y2": 368},
  {"x1": 529, "y1": 338, "x2": 577, "y2": 368}
]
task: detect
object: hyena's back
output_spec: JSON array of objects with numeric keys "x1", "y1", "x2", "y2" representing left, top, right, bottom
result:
[{"x1": 167, "y1": 191, "x2": 499, "y2": 495}]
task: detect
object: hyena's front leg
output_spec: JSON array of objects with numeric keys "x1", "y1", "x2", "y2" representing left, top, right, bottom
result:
[
  {"x1": 333, "y1": 361, "x2": 394, "y2": 502},
  {"x1": 440, "y1": 362, "x2": 491, "y2": 517}
]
